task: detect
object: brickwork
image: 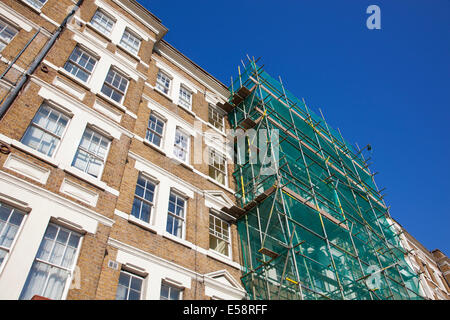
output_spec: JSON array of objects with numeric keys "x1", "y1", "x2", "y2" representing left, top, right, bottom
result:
[{"x1": 0, "y1": 0, "x2": 245, "y2": 301}]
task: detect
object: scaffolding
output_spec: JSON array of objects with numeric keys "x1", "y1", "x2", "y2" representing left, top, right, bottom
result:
[{"x1": 222, "y1": 58, "x2": 423, "y2": 300}]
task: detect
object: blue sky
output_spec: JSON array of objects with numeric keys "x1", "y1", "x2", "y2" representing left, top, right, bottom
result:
[{"x1": 142, "y1": 0, "x2": 450, "y2": 254}]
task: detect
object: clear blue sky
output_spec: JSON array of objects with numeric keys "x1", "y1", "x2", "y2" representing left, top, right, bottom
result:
[{"x1": 142, "y1": 0, "x2": 450, "y2": 255}]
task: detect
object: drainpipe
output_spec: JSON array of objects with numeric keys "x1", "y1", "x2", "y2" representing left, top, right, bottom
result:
[{"x1": 0, "y1": 0, "x2": 84, "y2": 119}]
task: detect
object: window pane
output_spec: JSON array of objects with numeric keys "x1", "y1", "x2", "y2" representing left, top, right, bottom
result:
[
  {"x1": 170, "y1": 288, "x2": 181, "y2": 300},
  {"x1": 140, "y1": 202, "x2": 151, "y2": 222},
  {"x1": 115, "y1": 271, "x2": 142, "y2": 300},
  {"x1": 131, "y1": 198, "x2": 142, "y2": 220},
  {"x1": 21, "y1": 105, "x2": 68, "y2": 157},
  {"x1": 91, "y1": 11, "x2": 114, "y2": 36},
  {"x1": 115, "y1": 284, "x2": 128, "y2": 300},
  {"x1": 0, "y1": 224, "x2": 19, "y2": 248},
  {"x1": 160, "y1": 283, "x2": 181, "y2": 300},
  {"x1": 64, "y1": 47, "x2": 97, "y2": 82},
  {"x1": 23, "y1": 0, "x2": 47, "y2": 10},
  {"x1": 20, "y1": 261, "x2": 51, "y2": 300},
  {"x1": 120, "y1": 30, "x2": 140, "y2": 55},
  {"x1": 208, "y1": 104, "x2": 224, "y2": 131},
  {"x1": 61, "y1": 246, "x2": 76, "y2": 269},
  {"x1": 86, "y1": 157, "x2": 102, "y2": 178},
  {"x1": 209, "y1": 214, "x2": 230, "y2": 256},
  {"x1": 160, "y1": 283, "x2": 169, "y2": 299},
  {"x1": 102, "y1": 68, "x2": 128, "y2": 103},
  {"x1": 0, "y1": 204, "x2": 25, "y2": 249},
  {"x1": 173, "y1": 130, "x2": 188, "y2": 162},
  {"x1": 42, "y1": 266, "x2": 68, "y2": 299},
  {"x1": 146, "y1": 115, "x2": 164, "y2": 147},
  {"x1": 130, "y1": 277, "x2": 142, "y2": 291},
  {"x1": 132, "y1": 175, "x2": 155, "y2": 223},
  {"x1": 20, "y1": 224, "x2": 81, "y2": 300},
  {"x1": 20, "y1": 261, "x2": 69, "y2": 300},
  {"x1": 72, "y1": 149, "x2": 89, "y2": 173},
  {"x1": 128, "y1": 289, "x2": 140, "y2": 300},
  {"x1": 166, "y1": 215, "x2": 174, "y2": 235},
  {"x1": 0, "y1": 249, "x2": 6, "y2": 267},
  {"x1": 118, "y1": 272, "x2": 130, "y2": 286},
  {"x1": 0, "y1": 19, "x2": 18, "y2": 52},
  {"x1": 179, "y1": 86, "x2": 192, "y2": 109},
  {"x1": 72, "y1": 128, "x2": 110, "y2": 178},
  {"x1": 156, "y1": 71, "x2": 170, "y2": 94}
]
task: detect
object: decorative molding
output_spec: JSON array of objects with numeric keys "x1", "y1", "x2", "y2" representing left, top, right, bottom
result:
[
  {"x1": 60, "y1": 178, "x2": 99, "y2": 207},
  {"x1": 0, "y1": 171, "x2": 114, "y2": 227},
  {"x1": 3, "y1": 154, "x2": 50, "y2": 185}
]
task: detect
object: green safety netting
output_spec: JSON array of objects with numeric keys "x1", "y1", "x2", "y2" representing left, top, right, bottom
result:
[{"x1": 230, "y1": 61, "x2": 423, "y2": 300}]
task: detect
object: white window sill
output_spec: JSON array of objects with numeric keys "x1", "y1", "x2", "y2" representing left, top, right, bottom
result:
[
  {"x1": 128, "y1": 214, "x2": 158, "y2": 234},
  {"x1": 191, "y1": 168, "x2": 233, "y2": 193},
  {"x1": 205, "y1": 122, "x2": 226, "y2": 136},
  {"x1": 116, "y1": 43, "x2": 141, "y2": 62},
  {"x1": 57, "y1": 67, "x2": 92, "y2": 92},
  {"x1": 206, "y1": 175, "x2": 229, "y2": 189},
  {"x1": 20, "y1": 1, "x2": 43, "y2": 14},
  {"x1": 143, "y1": 139, "x2": 166, "y2": 156},
  {"x1": 169, "y1": 155, "x2": 194, "y2": 171},
  {"x1": 10, "y1": 140, "x2": 59, "y2": 168},
  {"x1": 63, "y1": 166, "x2": 119, "y2": 196},
  {"x1": 177, "y1": 103, "x2": 196, "y2": 117},
  {"x1": 163, "y1": 232, "x2": 193, "y2": 250},
  {"x1": 154, "y1": 87, "x2": 173, "y2": 102},
  {"x1": 85, "y1": 23, "x2": 113, "y2": 43},
  {"x1": 206, "y1": 249, "x2": 240, "y2": 269},
  {"x1": 96, "y1": 92, "x2": 127, "y2": 113}
]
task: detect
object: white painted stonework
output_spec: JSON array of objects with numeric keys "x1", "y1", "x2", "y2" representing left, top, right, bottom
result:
[
  {"x1": 109, "y1": 238, "x2": 246, "y2": 300},
  {"x1": 3, "y1": 154, "x2": 51, "y2": 184},
  {"x1": 0, "y1": 171, "x2": 114, "y2": 300}
]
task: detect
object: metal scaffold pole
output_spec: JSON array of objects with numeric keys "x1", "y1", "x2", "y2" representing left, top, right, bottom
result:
[{"x1": 225, "y1": 59, "x2": 423, "y2": 300}]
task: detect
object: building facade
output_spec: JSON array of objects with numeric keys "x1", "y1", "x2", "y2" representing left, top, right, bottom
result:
[
  {"x1": 393, "y1": 220, "x2": 450, "y2": 300},
  {"x1": 0, "y1": 0, "x2": 246, "y2": 300},
  {"x1": 0, "y1": 0, "x2": 447, "y2": 301}
]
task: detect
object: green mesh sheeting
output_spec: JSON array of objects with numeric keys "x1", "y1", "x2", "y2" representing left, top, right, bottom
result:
[{"x1": 230, "y1": 61, "x2": 423, "y2": 300}]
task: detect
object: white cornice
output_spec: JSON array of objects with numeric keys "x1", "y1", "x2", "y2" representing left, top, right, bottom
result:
[
  {"x1": 155, "y1": 42, "x2": 228, "y2": 100},
  {"x1": 113, "y1": 0, "x2": 168, "y2": 39},
  {"x1": 0, "y1": 171, "x2": 114, "y2": 227}
]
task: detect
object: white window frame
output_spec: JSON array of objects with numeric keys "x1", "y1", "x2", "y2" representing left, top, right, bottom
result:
[
  {"x1": 178, "y1": 85, "x2": 192, "y2": 110},
  {"x1": 119, "y1": 28, "x2": 141, "y2": 56},
  {"x1": 115, "y1": 269, "x2": 144, "y2": 300},
  {"x1": 90, "y1": 9, "x2": 115, "y2": 37},
  {"x1": 101, "y1": 67, "x2": 130, "y2": 104},
  {"x1": 209, "y1": 212, "x2": 231, "y2": 258},
  {"x1": 155, "y1": 70, "x2": 171, "y2": 95},
  {"x1": 0, "y1": 18, "x2": 18, "y2": 53},
  {"x1": 63, "y1": 45, "x2": 98, "y2": 83},
  {"x1": 208, "y1": 148, "x2": 227, "y2": 185},
  {"x1": 0, "y1": 202, "x2": 27, "y2": 274},
  {"x1": 19, "y1": 223, "x2": 83, "y2": 300},
  {"x1": 160, "y1": 281, "x2": 183, "y2": 300},
  {"x1": 71, "y1": 127, "x2": 112, "y2": 179},
  {"x1": 173, "y1": 128, "x2": 190, "y2": 164},
  {"x1": 22, "y1": 0, "x2": 48, "y2": 11},
  {"x1": 131, "y1": 174, "x2": 157, "y2": 224},
  {"x1": 145, "y1": 113, "x2": 165, "y2": 148},
  {"x1": 166, "y1": 191, "x2": 187, "y2": 239},
  {"x1": 208, "y1": 104, "x2": 225, "y2": 132},
  {"x1": 21, "y1": 102, "x2": 71, "y2": 158}
]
